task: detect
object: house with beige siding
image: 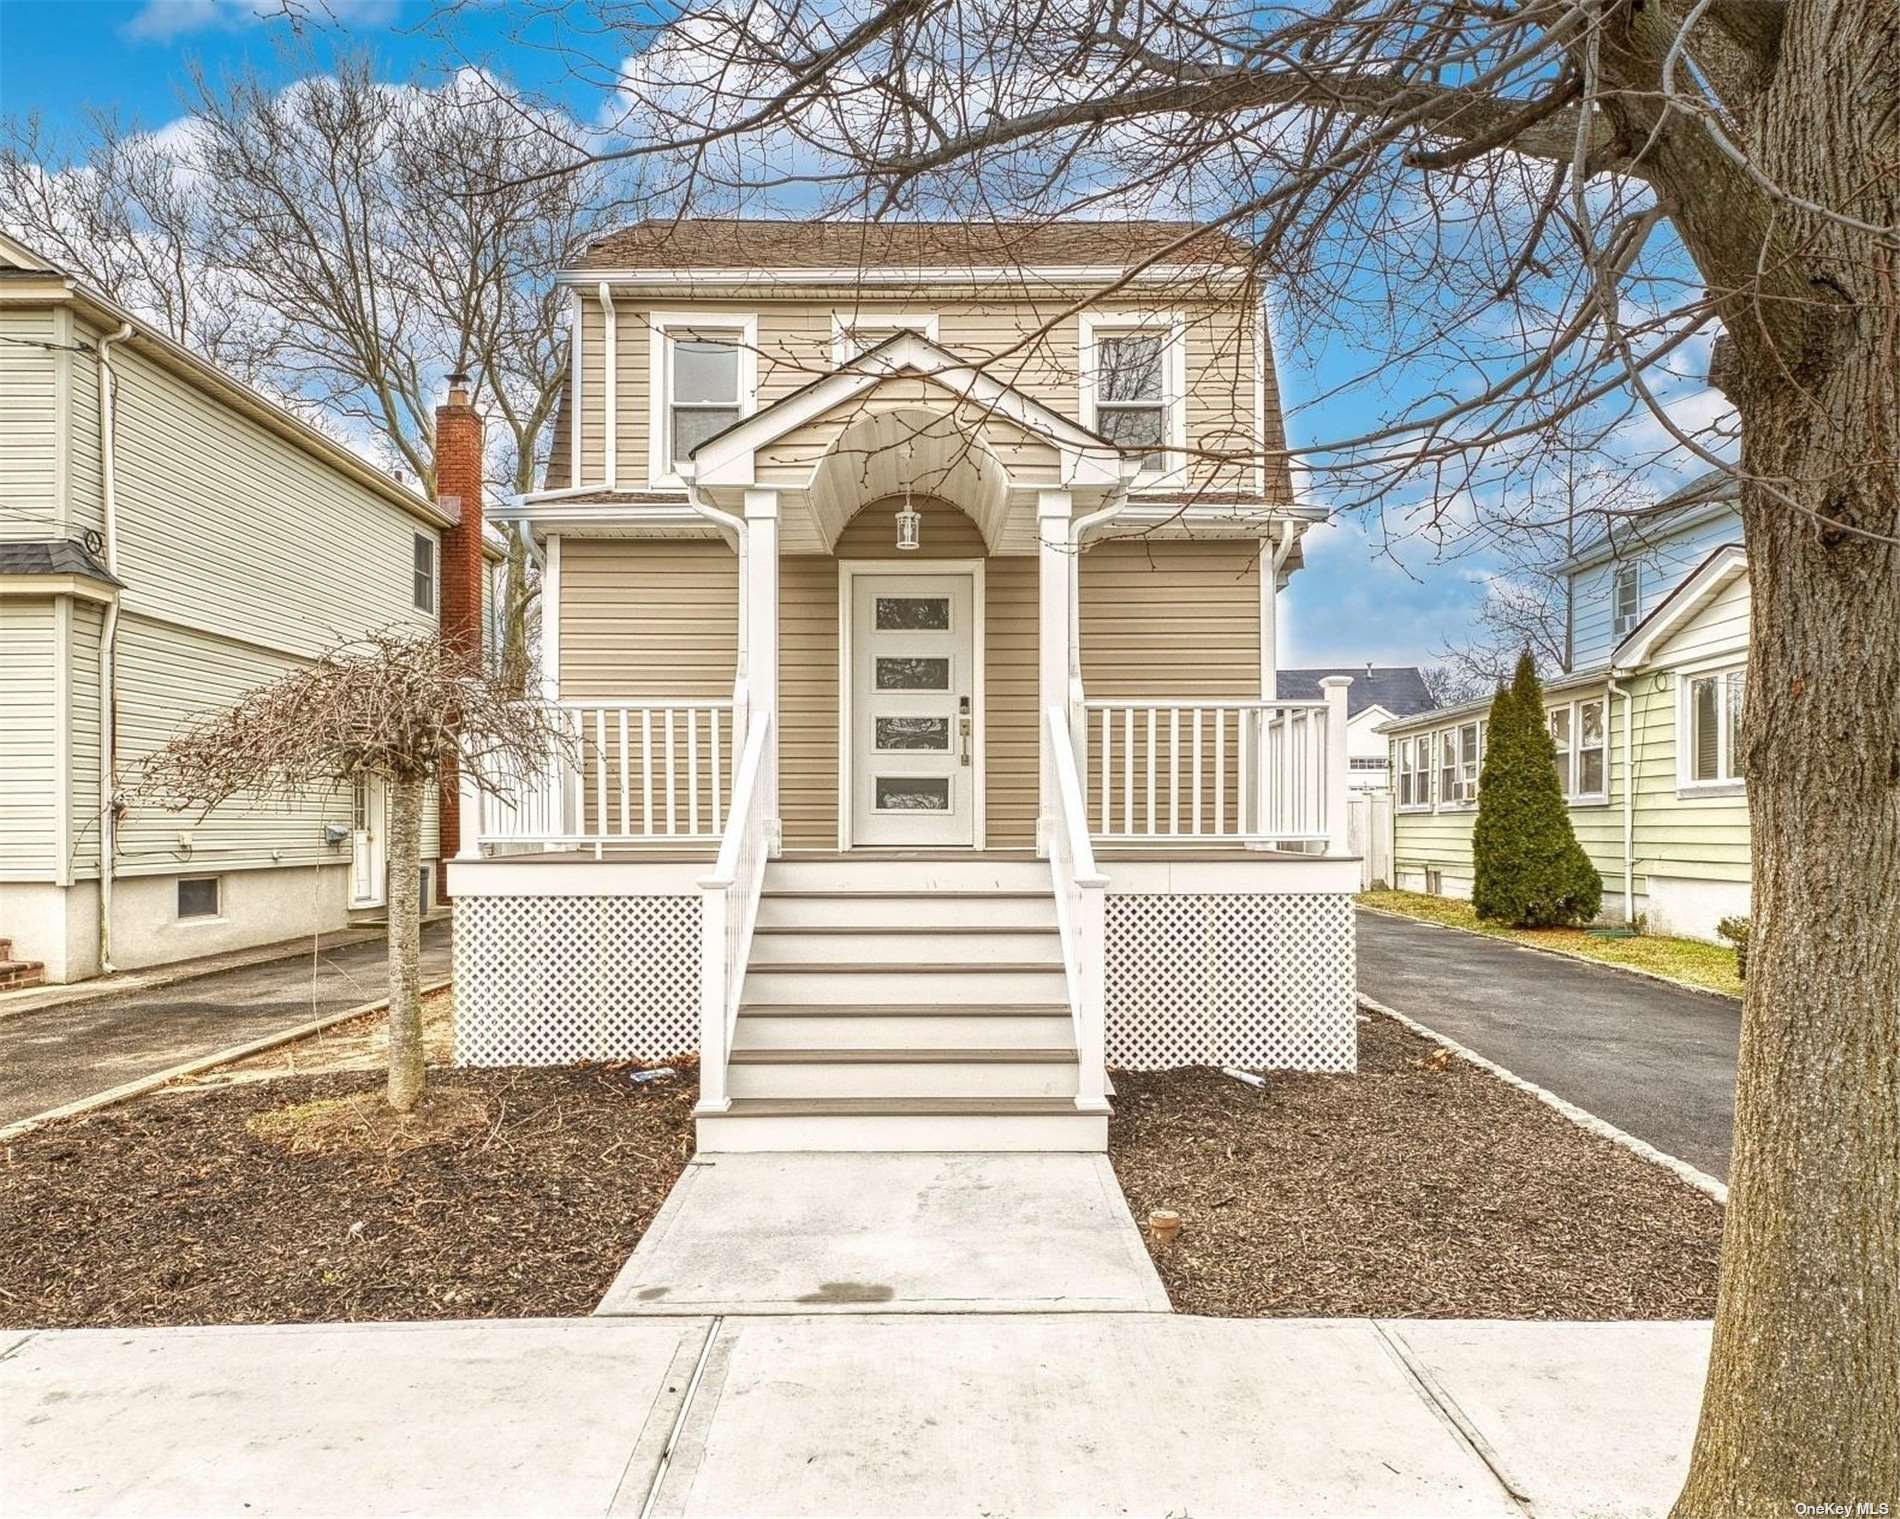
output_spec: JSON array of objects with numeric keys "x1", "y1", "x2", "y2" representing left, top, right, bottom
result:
[
  {"x1": 1382, "y1": 472, "x2": 1751, "y2": 942},
  {"x1": 449, "y1": 218, "x2": 1359, "y2": 1152},
  {"x1": 0, "y1": 233, "x2": 491, "y2": 987}
]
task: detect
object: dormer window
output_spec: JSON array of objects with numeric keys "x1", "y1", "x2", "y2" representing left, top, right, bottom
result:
[
  {"x1": 1612, "y1": 562, "x2": 1641, "y2": 636},
  {"x1": 648, "y1": 311, "x2": 758, "y2": 484},
  {"x1": 1079, "y1": 311, "x2": 1185, "y2": 480}
]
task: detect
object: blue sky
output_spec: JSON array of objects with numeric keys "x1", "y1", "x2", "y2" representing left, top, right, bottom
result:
[{"x1": 0, "y1": 0, "x2": 1696, "y2": 670}]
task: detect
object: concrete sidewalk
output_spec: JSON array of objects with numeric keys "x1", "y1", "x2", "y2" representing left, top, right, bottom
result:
[
  {"x1": 597, "y1": 1152, "x2": 1172, "y2": 1315},
  {"x1": 0, "y1": 917, "x2": 453, "y2": 1125},
  {"x1": 0, "y1": 1315, "x2": 1709, "y2": 1517},
  {"x1": 1357, "y1": 907, "x2": 1741, "y2": 1177}
]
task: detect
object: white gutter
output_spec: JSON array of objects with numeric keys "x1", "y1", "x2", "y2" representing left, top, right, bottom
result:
[
  {"x1": 95, "y1": 320, "x2": 133, "y2": 974},
  {"x1": 1608, "y1": 675, "x2": 1637, "y2": 926}
]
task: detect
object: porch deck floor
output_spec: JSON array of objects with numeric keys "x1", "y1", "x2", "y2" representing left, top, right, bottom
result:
[{"x1": 482, "y1": 844, "x2": 1321, "y2": 865}]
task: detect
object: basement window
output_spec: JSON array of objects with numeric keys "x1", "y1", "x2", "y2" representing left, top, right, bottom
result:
[{"x1": 177, "y1": 876, "x2": 221, "y2": 920}]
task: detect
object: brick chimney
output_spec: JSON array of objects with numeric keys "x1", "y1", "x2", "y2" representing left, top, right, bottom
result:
[
  {"x1": 434, "y1": 371, "x2": 485, "y2": 893},
  {"x1": 435, "y1": 371, "x2": 485, "y2": 672}
]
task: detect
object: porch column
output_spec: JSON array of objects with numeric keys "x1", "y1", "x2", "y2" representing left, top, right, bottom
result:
[
  {"x1": 1037, "y1": 490, "x2": 1076, "y2": 856},
  {"x1": 743, "y1": 488, "x2": 782, "y2": 850},
  {"x1": 1321, "y1": 675, "x2": 1353, "y2": 857}
]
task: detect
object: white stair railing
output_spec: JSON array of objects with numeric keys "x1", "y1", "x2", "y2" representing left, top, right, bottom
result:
[
  {"x1": 1047, "y1": 705, "x2": 1110, "y2": 1116},
  {"x1": 695, "y1": 711, "x2": 775, "y2": 1115}
]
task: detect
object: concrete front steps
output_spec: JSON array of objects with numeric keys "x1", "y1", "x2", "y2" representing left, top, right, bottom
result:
[
  {"x1": 0, "y1": 937, "x2": 47, "y2": 992},
  {"x1": 695, "y1": 860, "x2": 1107, "y2": 1153}
]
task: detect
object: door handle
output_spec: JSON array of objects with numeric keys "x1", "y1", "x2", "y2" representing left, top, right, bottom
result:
[{"x1": 959, "y1": 696, "x2": 972, "y2": 766}]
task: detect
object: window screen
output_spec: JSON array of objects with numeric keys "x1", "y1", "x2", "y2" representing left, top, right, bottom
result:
[{"x1": 178, "y1": 876, "x2": 220, "y2": 919}]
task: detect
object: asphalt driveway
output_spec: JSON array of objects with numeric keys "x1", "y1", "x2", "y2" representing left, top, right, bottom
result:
[
  {"x1": 1356, "y1": 909, "x2": 1741, "y2": 1179},
  {"x1": 0, "y1": 918, "x2": 452, "y2": 1127}
]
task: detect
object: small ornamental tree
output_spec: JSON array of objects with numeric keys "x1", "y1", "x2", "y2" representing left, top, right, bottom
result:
[
  {"x1": 1471, "y1": 652, "x2": 1602, "y2": 929},
  {"x1": 141, "y1": 631, "x2": 571, "y2": 1111}
]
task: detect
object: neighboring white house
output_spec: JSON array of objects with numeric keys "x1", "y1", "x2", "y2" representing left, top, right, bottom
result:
[
  {"x1": 1279, "y1": 667, "x2": 1434, "y2": 790},
  {"x1": 0, "y1": 233, "x2": 493, "y2": 986},
  {"x1": 449, "y1": 218, "x2": 1362, "y2": 1155},
  {"x1": 1382, "y1": 470, "x2": 1750, "y2": 941}
]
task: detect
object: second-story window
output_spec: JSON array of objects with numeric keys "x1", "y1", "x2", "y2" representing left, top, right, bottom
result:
[
  {"x1": 1095, "y1": 333, "x2": 1167, "y2": 471},
  {"x1": 650, "y1": 312, "x2": 758, "y2": 484},
  {"x1": 1613, "y1": 562, "x2": 1641, "y2": 636},
  {"x1": 669, "y1": 336, "x2": 743, "y2": 464}
]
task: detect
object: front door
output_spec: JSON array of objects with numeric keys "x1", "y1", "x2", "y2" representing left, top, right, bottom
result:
[
  {"x1": 350, "y1": 777, "x2": 386, "y2": 907},
  {"x1": 849, "y1": 572, "x2": 977, "y2": 846}
]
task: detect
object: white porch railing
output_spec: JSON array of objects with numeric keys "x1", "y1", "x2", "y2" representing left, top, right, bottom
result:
[
  {"x1": 475, "y1": 698, "x2": 737, "y2": 854},
  {"x1": 1047, "y1": 706, "x2": 1110, "y2": 1116},
  {"x1": 1080, "y1": 695, "x2": 1345, "y2": 848},
  {"x1": 695, "y1": 712, "x2": 775, "y2": 1114}
]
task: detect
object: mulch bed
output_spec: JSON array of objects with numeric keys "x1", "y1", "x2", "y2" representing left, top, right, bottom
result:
[
  {"x1": 1109, "y1": 1010, "x2": 1724, "y2": 1319},
  {"x1": 0, "y1": 1065, "x2": 696, "y2": 1328}
]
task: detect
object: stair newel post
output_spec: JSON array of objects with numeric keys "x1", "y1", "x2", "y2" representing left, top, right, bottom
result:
[
  {"x1": 1320, "y1": 675, "x2": 1353, "y2": 858},
  {"x1": 697, "y1": 881, "x2": 731, "y2": 1112}
]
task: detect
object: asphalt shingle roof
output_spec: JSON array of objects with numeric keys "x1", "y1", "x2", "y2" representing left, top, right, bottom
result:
[
  {"x1": 573, "y1": 219, "x2": 1256, "y2": 272},
  {"x1": 1279, "y1": 666, "x2": 1434, "y2": 718},
  {"x1": 0, "y1": 536, "x2": 120, "y2": 584}
]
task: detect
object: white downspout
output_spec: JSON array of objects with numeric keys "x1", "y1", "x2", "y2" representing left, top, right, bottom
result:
[
  {"x1": 596, "y1": 282, "x2": 617, "y2": 491},
  {"x1": 95, "y1": 320, "x2": 133, "y2": 975},
  {"x1": 683, "y1": 477, "x2": 751, "y2": 717},
  {"x1": 1609, "y1": 675, "x2": 1636, "y2": 925}
]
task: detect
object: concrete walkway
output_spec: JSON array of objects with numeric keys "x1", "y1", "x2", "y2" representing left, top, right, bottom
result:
[
  {"x1": 597, "y1": 1152, "x2": 1172, "y2": 1315},
  {"x1": 0, "y1": 1315, "x2": 1711, "y2": 1517},
  {"x1": 0, "y1": 918, "x2": 452, "y2": 1125},
  {"x1": 1357, "y1": 908, "x2": 1741, "y2": 1178}
]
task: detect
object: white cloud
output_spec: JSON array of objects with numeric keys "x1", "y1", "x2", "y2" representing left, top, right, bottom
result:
[{"x1": 122, "y1": 0, "x2": 398, "y2": 43}]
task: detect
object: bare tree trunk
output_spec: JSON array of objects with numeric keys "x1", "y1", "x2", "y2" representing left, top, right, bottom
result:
[
  {"x1": 385, "y1": 774, "x2": 426, "y2": 1113},
  {"x1": 1672, "y1": 362, "x2": 1900, "y2": 1511}
]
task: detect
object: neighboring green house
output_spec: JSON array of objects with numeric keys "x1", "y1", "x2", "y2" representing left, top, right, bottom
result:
[{"x1": 1382, "y1": 473, "x2": 1750, "y2": 942}]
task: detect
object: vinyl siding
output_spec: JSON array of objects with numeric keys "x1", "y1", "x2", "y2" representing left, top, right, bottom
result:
[
  {"x1": 0, "y1": 598, "x2": 58, "y2": 877},
  {"x1": 0, "y1": 307, "x2": 65, "y2": 536},
  {"x1": 1078, "y1": 539, "x2": 1262, "y2": 697},
  {"x1": 557, "y1": 538, "x2": 738, "y2": 700},
  {"x1": 579, "y1": 289, "x2": 1274, "y2": 494},
  {"x1": 112, "y1": 614, "x2": 357, "y2": 877},
  {"x1": 1569, "y1": 507, "x2": 1743, "y2": 668},
  {"x1": 67, "y1": 597, "x2": 104, "y2": 877},
  {"x1": 1078, "y1": 539, "x2": 1264, "y2": 836},
  {"x1": 106, "y1": 338, "x2": 437, "y2": 661}
]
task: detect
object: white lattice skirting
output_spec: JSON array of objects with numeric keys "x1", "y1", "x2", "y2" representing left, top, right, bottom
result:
[
  {"x1": 453, "y1": 896, "x2": 700, "y2": 1066},
  {"x1": 1106, "y1": 893, "x2": 1357, "y2": 1073}
]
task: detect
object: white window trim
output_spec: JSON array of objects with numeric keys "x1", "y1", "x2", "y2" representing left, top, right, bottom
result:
[
  {"x1": 1547, "y1": 702, "x2": 1576, "y2": 799},
  {"x1": 412, "y1": 532, "x2": 437, "y2": 615},
  {"x1": 1677, "y1": 661, "x2": 1747, "y2": 796},
  {"x1": 1395, "y1": 734, "x2": 1433, "y2": 813},
  {"x1": 1612, "y1": 561, "x2": 1642, "y2": 638},
  {"x1": 829, "y1": 311, "x2": 940, "y2": 367},
  {"x1": 1077, "y1": 309, "x2": 1187, "y2": 485},
  {"x1": 1572, "y1": 696, "x2": 1611, "y2": 804},
  {"x1": 647, "y1": 310, "x2": 759, "y2": 487}
]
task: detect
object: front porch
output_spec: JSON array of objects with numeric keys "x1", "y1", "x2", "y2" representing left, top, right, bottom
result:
[{"x1": 449, "y1": 356, "x2": 1357, "y2": 1146}]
